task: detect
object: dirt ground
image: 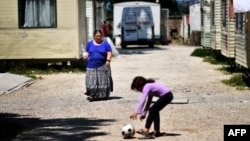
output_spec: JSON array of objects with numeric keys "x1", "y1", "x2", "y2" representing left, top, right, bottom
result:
[{"x1": 0, "y1": 45, "x2": 250, "y2": 141}]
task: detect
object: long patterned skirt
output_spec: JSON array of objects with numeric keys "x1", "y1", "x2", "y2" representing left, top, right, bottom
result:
[{"x1": 85, "y1": 65, "x2": 113, "y2": 99}]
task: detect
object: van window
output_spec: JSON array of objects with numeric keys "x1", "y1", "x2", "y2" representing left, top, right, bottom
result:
[
  {"x1": 125, "y1": 13, "x2": 136, "y2": 25},
  {"x1": 139, "y1": 14, "x2": 150, "y2": 25},
  {"x1": 138, "y1": 9, "x2": 150, "y2": 25}
]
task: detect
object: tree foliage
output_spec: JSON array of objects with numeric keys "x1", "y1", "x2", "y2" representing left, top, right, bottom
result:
[{"x1": 159, "y1": 0, "x2": 180, "y2": 15}]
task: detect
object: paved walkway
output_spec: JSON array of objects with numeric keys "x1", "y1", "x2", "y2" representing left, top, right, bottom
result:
[{"x1": 0, "y1": 73, "x2": 34, "y2": 95}]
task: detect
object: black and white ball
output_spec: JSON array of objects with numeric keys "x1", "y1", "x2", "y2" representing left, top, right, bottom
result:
[{"x1": 121, "y1": 124, "x2": 135, "y2": 139}]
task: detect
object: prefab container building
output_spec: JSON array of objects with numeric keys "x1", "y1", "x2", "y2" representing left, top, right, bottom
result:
[
  {"x1": 189, "y1": 3, "x2": 201, "y2": 46},
  {"x1": 210, "y1": 0, "x2": 222, "y2": 50},
  {"x1": 160, "y1": 8, "x2": 169, "y2": 45},
  {"x1": 180, "y1": 14, "x2": 190, "y2": 44},
  {"x1": 234, "y1": 0, "x2": 250, "y2": 69},
  {"x1": 86, "y1": 0, "x2": 94, "y2": 41},
  {"x1": 0, "y1": 0, "x2": 87, "y2": 69},
  {"x1": 200, "y1": 0, "x2": 211, "y2": 48},
  {"x1": 220, "y1": 0, "x2": 236, "y2": 58}
]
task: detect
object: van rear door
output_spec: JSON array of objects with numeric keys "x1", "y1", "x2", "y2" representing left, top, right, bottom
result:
[
  {"x1": 123, "y1": 8, "x2": 138, "y2": 42},
  {"x1": 137, "y1": 7, "x2": 153, "y2": 40}
]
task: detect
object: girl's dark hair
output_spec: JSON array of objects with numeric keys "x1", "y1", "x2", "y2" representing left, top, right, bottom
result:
[
  {"x1": 131, "y1": 76, "x2": 155, "y2": 90},
  {"x1": 93, "y1": 29, "x2": 103, "y2": 36}
]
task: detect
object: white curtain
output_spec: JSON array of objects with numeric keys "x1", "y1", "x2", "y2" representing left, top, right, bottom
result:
[{"x1": 24, "y1": 0, "x2": 55, "y2": 27}]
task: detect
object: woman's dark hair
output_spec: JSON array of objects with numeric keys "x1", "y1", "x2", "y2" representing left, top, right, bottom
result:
[
  {"x1": 93, "y1": 29, "x2": 103, "y2": 36},
  {"x1": 131, "y1": 76, "x2": 155, "y2": 91}
]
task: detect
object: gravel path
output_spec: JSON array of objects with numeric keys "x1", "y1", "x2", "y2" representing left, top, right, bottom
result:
[{"x1": 0, "y1": 45, "x2": 250, "y2": 141}]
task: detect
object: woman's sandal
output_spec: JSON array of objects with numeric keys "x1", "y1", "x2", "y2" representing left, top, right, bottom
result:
[{"x1": 136, "y1": 129, "x2": 164, "y2": 137}]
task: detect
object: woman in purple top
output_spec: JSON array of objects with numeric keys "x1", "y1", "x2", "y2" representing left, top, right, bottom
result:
[
  {"x1": 84, "y1": 30, "x2": 113, "y2": 102},
  {"x1": 130, "y1": 76, "x2": 173, "y2": 137}
]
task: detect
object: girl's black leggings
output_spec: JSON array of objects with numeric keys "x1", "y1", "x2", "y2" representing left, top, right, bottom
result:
[{"x1": 145, "y1": 92, "x2": 173, "y2": 131}]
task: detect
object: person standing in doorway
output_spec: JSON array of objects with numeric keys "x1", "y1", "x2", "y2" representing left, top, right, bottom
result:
[{"x1": 102, "y1": 21, "x2": 108, "y2": 37}]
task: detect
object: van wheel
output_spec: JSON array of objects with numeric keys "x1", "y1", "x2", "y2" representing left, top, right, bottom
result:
[{"x1": 121, "y1": 42, "x2": 127, "y2": 49}]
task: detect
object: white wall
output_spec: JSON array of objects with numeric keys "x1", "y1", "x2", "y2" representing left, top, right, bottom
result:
[
  {"x1": 180, "y1": 15, "x2": 189, "y2": 42},
  {"x1": 189, "y1": 3, "x2": 201, "y2": 32}
]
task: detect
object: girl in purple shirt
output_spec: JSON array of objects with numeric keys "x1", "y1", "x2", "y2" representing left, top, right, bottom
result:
[{"x1": 130, "y1": 76, "x2": 173, "y2": 137}]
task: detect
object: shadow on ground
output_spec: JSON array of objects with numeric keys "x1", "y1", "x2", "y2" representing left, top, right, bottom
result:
[
  {"x1": 0, "y1": 113, "x2": 116, "y2": 141},
  {"x1": 116, "y1": 46, "x2": 168, "y2": 55},
  {"x1": 165, "y1": 132, "x2": 181, "y2": 136}
]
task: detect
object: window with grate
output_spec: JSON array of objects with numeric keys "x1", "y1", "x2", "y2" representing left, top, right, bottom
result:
[
  {"x1": 211, "y1": 1, "x2": 215, "y2": 26},
  {"x1": 236, "y1": 13, "x2": 244, "y2": 34},
  {"x1": 221, "y1": 0, "x2": 227, "y2": 28}
]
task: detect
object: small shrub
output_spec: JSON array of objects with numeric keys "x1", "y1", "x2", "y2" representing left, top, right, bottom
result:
[
  {"x1": 191, "y1": 48, "x2": 227, "y2": 65},
  {"x1": 222, "y1": 73, "x2": 248, "y2": 89},
  {"x1": 191, "y1": 48, "x2": 213, "y2": 57},
  {"x1": 217, "y1": 65, "x2": 241, "y2": 74}
]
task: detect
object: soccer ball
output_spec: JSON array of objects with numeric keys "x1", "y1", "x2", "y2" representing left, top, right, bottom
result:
[{"x1": 121, "y1": 124, "x2": 135, "y2": 139}]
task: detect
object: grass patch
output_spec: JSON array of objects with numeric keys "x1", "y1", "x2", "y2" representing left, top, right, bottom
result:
[
  {"x1": 191, "y1": 48, "x2": 250, "y2": 89},
  {"x1": 221, "y1": 73, "x2": 249, "y2": 90},
  {"x1": 9, "y1": 63, "x2": 85, "y2": 78},
  {"x1": 191, "y1": 48, "x2": 227, "y2": 65},
  {"x1": 190, "y1": 47, "x2": 213, "y2": 57},
  {"x1": 217, "y1": 65, "x2": 241, "y2": 75}
]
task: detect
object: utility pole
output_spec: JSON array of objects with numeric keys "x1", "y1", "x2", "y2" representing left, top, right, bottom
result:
[{"x1": 93, "y1": 0, "x2": 97, "y2": 31}]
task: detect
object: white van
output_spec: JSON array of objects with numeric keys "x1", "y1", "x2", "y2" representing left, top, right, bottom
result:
[{"x1": 120, "y1": 6, "x2": 155, "y2": 48}]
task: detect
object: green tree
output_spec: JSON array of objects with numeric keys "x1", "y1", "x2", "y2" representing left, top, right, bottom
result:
[{"x1": 159, "y1": 0, "x2": 180, "y2": 16}]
